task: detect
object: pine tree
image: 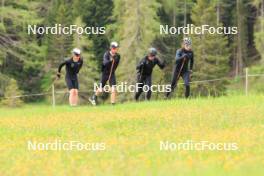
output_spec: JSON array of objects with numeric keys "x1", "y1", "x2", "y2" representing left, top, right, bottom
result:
[
  {"x1": 46, "y1": 0, "x2": 74, "y2": 67},
  {"x1": 2, "y1": 79, "x2": 23, "y2": 107},
  {"x1": 234, "y1": 0, "x2": 248, "y2": 75},
  {"x1": 81, "y1": 0, "x2": 114, "y2": 68},
  {"x1": 0, "y1": 0, "x2": 46, "y2": 102},
  {"x1": 43, "y1": 0, "x2": 74, "y2": 102},
  {"x1": 155, "y1": 0, "x2": 195, "y2": 98},
  {"x1": 220, "y1": 0, "x2": 258, "y2": 76},
  {"x1": 191, "y1": 0, "x2": 230, "y2": 96},
  {"x1": 110, "y1": 0, "x2": 161, "y2": 101},
  {"x1": 253, "y1": 0, "x2": 264, "y2": 61}
]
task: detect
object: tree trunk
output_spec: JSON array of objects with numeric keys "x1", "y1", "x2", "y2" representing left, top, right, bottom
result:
[
  {"x1": 261, "y1": 0, "x2": 264, "y2": 32},
  {"x1": 1, "y1": 0, "x2": 5, "y2": 23},
  {"x1": 236, "y1": 0, "x2": 243, "y2": 76},
  {"x1": 216, "y1": 0, "x2": 220, "y2": 26},
  {"x1": 173, "y1": 3, "x2": 176, "y2": 50},
  {"x1": 184, "y1": 0, "x2": 187, "y2": 27}
]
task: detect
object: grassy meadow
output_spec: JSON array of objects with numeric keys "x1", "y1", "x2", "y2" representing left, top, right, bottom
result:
[{"x1": 0, "y1": 95, "x2": 264, "y2": 176}]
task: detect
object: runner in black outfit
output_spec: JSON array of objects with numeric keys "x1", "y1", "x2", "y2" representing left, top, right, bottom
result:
[
  {"x1": 135, "y1": 48, "x2": 165, "y2": 101},
  {"x1": 89, "y1": 42, "x2": 120, "y2": 105},
  {"x1": 166, "y1": 37, "x2": 194, "y2": 98},
  {"x1": 57, "y1": 48, "x2": 83, "y2": 106}
]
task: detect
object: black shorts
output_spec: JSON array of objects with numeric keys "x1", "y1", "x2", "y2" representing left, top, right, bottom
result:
[
  {"x1": 100, "y1": 73, "x2": 116, "y2": 87},
  {"x1": 65, "y1": 77, "x2": 79, "y2": 90}
]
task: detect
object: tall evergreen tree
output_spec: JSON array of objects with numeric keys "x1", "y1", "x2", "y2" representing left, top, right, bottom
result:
[
  {"x1": 0, "y1": 0, "x2": 46, "y2": 101},
  {"x1": 46, "y1": 0, "x2": 74, "y2": 67},
  {"x1": 220, "y1": 0, "x2": 259, "y2": 75},
  {"x1": 111, "y1": 0, "x2": 161, "y2": 101},
  {"x1": 42, "y1": 0, "x2": 74, "y2": 95},
  {"x1": 81, "y1": 0, "x2": 114, "y2": 68},
  {"x1": 191, "y1": 0, "x2": 230, "y2": 96},
  {"x1": 156, "y1": 0, "x2": 195, "y2": 91},
  {"x1": 253, "y1": 0, "x2": 264, "y2": 60},
  {"x1": 2, "y1": 78, "x2": 23, "y2": 107}
]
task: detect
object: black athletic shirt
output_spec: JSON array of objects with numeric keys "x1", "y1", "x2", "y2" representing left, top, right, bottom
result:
[
  {"x1": 136, "y1": 56, "x2": 165, "y2": 76},
  {"x1": 175, "y1": 48, "x2": 194, "y2": 73},
  {"x1": 58, "y1": 57, "x2": 83, "y2": 80},
  {"x1": 102, "y1": 51, "x2": 120, "y2": 75}
]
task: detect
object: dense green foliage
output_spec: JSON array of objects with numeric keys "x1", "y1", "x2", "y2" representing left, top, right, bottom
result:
[
  {"x1": 0, "y1": 0, "x2": 263, "y2": 104},
  {"x1": 191, "y1": 0, "x2": 230, "y2": 96}
]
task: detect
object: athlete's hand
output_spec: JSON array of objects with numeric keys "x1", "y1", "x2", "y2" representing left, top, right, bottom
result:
[
  {"x1": 56, "y1": 72, "x2": 61, "y2": 79},
  {"x1": 182, "y1": 54, "x2": 188, "y2": 59},
  {"x1": 140, "y1": 61, "x2": 146, "y2": 67},
  {"x1": 110, "y1": 56, "x2": 115, "y2": 62}
]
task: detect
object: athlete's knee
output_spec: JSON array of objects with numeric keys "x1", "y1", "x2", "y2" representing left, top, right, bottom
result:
[
  {"x1": 96, "y1": 87, "x2": 103, "y2": 94},
  {"x1": 69, "y1": 89, "x2": 75, "y2": 94},
  {"x1": 70, "y1": 89, "x2": 78, "y2": 95},
  {"x1": 74, "y1": 89, "x2": 78, "y2": 95},
  {"x1": 184, "y1": 82, "x2": 190, "y2": 87}
]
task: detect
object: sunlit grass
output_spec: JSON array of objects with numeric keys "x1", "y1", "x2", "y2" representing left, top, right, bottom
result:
[{"x1": 0, "y1": 95, "x2": 264, "y2": 176}]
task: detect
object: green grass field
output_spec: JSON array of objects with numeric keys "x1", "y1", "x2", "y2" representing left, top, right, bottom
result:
[{"x1": 0, "y1": 95, "x2": 264, "y2": 176}]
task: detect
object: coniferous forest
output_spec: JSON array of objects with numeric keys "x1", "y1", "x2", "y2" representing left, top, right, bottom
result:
[{"x1": 0, "y1": 0, "x2": 263, "y2": 105}]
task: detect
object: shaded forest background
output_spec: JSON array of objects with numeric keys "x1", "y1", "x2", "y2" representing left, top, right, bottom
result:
[{"x1": 0, "y1": 0, "x2": 263, "y2": 105}]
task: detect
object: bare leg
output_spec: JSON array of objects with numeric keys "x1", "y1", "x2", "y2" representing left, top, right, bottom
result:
[
  {"x1": 95, "y1": 88, "x2": 102, "y2": 96},
  {"x1": 111, "y1": 87, "x2": 116, "y2": 104},
  {"x1": 75, "y1": 89, "x2": 79, "y2": 105},
  {"x1": 69, "y1": 89, "x2": 74, "y2": 106},
  {"x1": 72, "y1": 89, "x2": 78, "y2": 106}
]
